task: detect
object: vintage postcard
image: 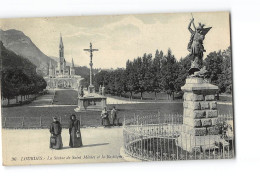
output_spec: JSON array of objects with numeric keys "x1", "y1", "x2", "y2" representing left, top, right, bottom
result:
[{"x1": 0, "y1": 11, "x2": 234, "y2": 166}]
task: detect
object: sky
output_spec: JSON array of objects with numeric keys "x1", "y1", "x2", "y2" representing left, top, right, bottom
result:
[{"x1": 0, "y1": 12, "x2": 230, "y2": 69}]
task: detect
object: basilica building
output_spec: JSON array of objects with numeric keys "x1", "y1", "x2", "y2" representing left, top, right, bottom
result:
[{"x1": 44, "y1": 35, "x2": 83, "y2": 89}]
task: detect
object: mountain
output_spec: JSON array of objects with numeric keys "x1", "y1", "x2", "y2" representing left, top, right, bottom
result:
[
  {"x1": 0, "y1": 29, "x2": 56, "y2": 75},
  {"x1": 1, "y1": 41, "x2": 47, "y2": 101},
  {"x1": 0, "y1": 41, "x2": 37, "y2": 75}
]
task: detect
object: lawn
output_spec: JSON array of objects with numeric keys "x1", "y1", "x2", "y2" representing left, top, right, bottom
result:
[
  {"x1": 2, "y1": 102, "x2": 233, "y2": 128},
  {"x1": 1, "y1": 89, "x2": 233, "y2": 128},
  {"x1": 119, "y1": 92, "x2": 170, "y2": 100},
  {"x1": 53, "y1": 89, "x2": 78, "y2": 105},
  {"x1": 109, "y1": 92, "x2": 232, "y2": 102}
]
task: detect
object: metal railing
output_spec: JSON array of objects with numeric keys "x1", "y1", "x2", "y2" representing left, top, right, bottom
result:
[
  {"x1": 1, "y1": 115, "x2": 98, "y2": 129},
  {"x1": 123, "y1": 113, "x2": 235, "y2": 161}
]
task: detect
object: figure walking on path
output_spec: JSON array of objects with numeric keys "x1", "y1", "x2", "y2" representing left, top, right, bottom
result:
[
  {"x1": 69, "y1": 114, "x2": 83, "y2": 148},
  {"x1": 49, "y1": 117, "x2": 63, "y2": 150},
  {"x1": 110, "y1": 106, "x2": 118, "y2": 126},
  {"x1": 101, "y1": 107, "x2": 110, "y2": 127}
]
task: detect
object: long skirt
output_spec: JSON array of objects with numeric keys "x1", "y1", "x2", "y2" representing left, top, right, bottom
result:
[
  {"x1": 69, "y1": 128, "x2": 83, "y2": 148},
  {"x1": 102, "y1": 117, "x2": 110, "y2": 126},
  {"x1": 50, "y1": 134, "x2": 63, "y2": 149}
]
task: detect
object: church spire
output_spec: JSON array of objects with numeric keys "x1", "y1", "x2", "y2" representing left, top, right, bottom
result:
[
  {"x1": 59, "y1": 33, "x2": 64, "y2": 58},
  {"x1": 59, "y1": 33, "x2": 64, "y2": 49},
  {"x1": 71, "y1": 58, "x2": 74, "y2": 67}
]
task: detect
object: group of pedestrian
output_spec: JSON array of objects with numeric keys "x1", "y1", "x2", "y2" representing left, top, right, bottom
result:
[
  {"x1": 49, "y1": 107, "x2": 119, "y2": 150},
  {"x1": 100, "y1": 106, "x2": 119, "y2": 127},
  {"x1": 49, "y1": 114, "x2": 83, "y2": 150}
]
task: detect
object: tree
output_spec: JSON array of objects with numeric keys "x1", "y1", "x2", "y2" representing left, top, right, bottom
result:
[
  {"x1": 160, "y1": 48, "x2": 178, "y2": 100},
  {"x1": 136, "y1": 53, "x2": 153, "y2": 100},
  {"x1": 1, "y1": 43, "x2": 47, "y2": 105},
  {"x1": 175, "y1": 55, "x2": 192, "y2": 95},
  {"x1": 204, "y1": 51, "x2": 223, "y2": 88},
  {"x1": 1, "y1": 69, "x2": 17, "y2": 105},
  {"x1": 114, "y1": 69, "x2": 126, "y2": 96},
  {"x1": 125, "y1": 60, "x2": 138, "y2": 100},
  {"x1": 219, "y1": 47, "x2": 232, "y2": 93},
  {"x1": 90, "y1": 45, "x2": 232, "y2": 102},
  {"x1": 94, "y1": 70, "x2": 109, "y2": 90},
  {"x1": 151, "y1": 50, "x2": 163, "y2": 100}
]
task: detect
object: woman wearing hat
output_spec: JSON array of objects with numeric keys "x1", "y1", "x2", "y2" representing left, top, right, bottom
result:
[
  {"x1": 69, "y1": 114, "x2": 83, "y2": 148},
  {"x1": 49, "y1": 117, "x2": 63, "y2": 149}
]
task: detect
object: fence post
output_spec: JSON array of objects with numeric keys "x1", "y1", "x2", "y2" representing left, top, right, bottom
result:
[
  {"x1": 39, "y1": 117, "x2": 42, "y2": 128},
  {"x1": 21, "y1": 117, "x2": 25, "y2": 127},
  {"x1": 3, "y1": 117, "x2": 6, "y2": 128}
]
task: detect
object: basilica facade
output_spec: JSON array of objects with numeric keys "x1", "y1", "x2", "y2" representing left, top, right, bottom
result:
[{"x1": 44, "y1": 35, "x2": 83, "y2": 89}]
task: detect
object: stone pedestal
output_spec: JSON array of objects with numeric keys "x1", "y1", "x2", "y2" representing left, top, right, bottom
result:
[
  {"x1": 75, "y1": 97, "x2": 86, "y2": 111},
  {"x1": 74, "y1": 92, "x2": 107, "y2": 112},
  {"x1": 180, "y1": 77, "x2": 219, "y2": 152},
  {"x1": 88, "y1": 84, "x2": 95, "y2": 93}
]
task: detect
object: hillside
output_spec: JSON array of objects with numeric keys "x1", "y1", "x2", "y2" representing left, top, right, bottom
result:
[
  {"x1": 0, "y1": 41, "x2": 36, "y2": 75},
  {"x1": 0, "y1": 29, "x2": 105, "y2": 78},
  {"x1": 0, "y1": 29, "x2": 56, "y2": 75},
  {"x1": 1, "y1": 41, "x2": 47, "y2": 102}
]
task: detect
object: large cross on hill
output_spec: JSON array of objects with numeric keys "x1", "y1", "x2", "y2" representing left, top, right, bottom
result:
[{"x1": 83, "y1": 43, "x2": 99, "y2": 87}]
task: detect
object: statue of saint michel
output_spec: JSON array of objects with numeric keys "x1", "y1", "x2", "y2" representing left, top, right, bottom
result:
[{"x1": 187, "y1": 17, "x2": 212, "y2": 76}]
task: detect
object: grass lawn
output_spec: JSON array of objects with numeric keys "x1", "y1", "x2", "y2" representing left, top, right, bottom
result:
[
  {"x1": 2, "y1": 103, "x2": 233, "y2": 128},
  {"x1": 107, "y1": 92, "x2": 232, "y2": 102},
  {"x1": 219, "y1": 95, "x2": 233, "y2": 102},
  {"x1": 53, "y1": 89, "x2": 78, "y2": 105},
  {"x1": 1, "y1": 89, "x2": 233, "y2": 128},
  {"x1": 124, "y1": 92, "x2": 169, "y2": 100}
]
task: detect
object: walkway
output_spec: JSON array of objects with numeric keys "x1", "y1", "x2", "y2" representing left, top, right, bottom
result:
[{"x1": 2, "y1": 127, "x2": 126, "y2": 166}]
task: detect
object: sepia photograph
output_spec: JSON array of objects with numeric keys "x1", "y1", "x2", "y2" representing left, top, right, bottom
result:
[{"x1": 0, "y1": 11, "x2": 234, "y2": 166}]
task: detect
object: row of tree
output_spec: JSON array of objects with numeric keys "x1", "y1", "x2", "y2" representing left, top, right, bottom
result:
[
  {"x1": 93, "y1": 46, "x2": 232, "y2": 100},
  {"x1": 1, "y1": 41, "x2": 47, "y2": 105}
]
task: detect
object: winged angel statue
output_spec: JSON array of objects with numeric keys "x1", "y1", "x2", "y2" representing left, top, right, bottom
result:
[{"x1": 187, "y1": 16, "x2": 212, "y2": 77}]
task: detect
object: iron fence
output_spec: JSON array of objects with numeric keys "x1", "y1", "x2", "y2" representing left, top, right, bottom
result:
[
  {"x1": 1, "y1": 115, "x2": 93, "y2": 129},
  {"x1": 123, "y1": 113, "x2": 234, "y2": 161}
]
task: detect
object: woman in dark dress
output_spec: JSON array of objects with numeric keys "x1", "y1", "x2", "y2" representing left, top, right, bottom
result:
[
  {"x1": 49, "y1": 117, "x2": 63, "y2": 149},
  {"x1": 69, "y1": 114, "x2": 83, "y2": 148},
  {"x1": 101, "y1": 107, "x2": 110, "y2": 127}
]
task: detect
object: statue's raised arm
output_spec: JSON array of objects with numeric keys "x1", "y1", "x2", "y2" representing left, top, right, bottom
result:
[{"x1": 188, "y1": 18, "x2": 195, "y2": 34}]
